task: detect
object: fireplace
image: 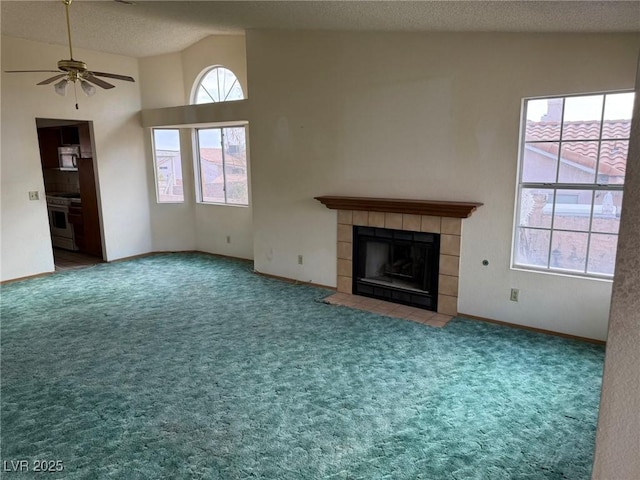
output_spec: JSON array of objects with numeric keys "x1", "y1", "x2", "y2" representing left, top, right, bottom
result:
[
  {"x1": 314, "y1": 196, "x2": 483, "y2": 317},
  {"x1": 353, "y1": 226, "x2": 439, "y2": 310}
]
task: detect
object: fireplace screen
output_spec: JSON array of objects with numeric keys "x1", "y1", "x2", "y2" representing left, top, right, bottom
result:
[{"x1": 353, "y1": 226, "x2": 439, "y2": 310}]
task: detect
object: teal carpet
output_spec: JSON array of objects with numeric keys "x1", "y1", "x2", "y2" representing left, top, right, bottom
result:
[{"x1": 1, "y1": 253, "x2": 604, "y2": 479}]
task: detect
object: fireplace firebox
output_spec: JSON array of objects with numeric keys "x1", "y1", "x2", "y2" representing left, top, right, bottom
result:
[{"x1": 353, "y1": 226, "x2": 440, "y2": 311}]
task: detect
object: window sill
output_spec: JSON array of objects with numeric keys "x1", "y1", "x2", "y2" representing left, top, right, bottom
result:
[
  {"x1": 196, "y1": 201, "x2": 249, "y2": 208},
  {"x1": 510, "y1": 265, "x2": 614, "y2": 283}
]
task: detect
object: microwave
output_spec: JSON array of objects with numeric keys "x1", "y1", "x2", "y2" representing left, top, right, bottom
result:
[{"x1": 58, "y1": 146, "x2": 80, "y2": 171}]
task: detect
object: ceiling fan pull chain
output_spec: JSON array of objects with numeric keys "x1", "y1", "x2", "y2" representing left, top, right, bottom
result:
[{"x1": 74, "y1": 81, "x2": 79, "y2": 110}]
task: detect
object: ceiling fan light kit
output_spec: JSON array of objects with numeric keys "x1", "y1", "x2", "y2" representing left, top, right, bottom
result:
[
  {"x1": 4, "y1": 0, "x2": 134, "y2": 107},
  {"x1": 54, "y1": 78, "x2": 69, "y2": 96},
  {"x1": 80, "y1": 79, "x2": 96, "y2": 96}
]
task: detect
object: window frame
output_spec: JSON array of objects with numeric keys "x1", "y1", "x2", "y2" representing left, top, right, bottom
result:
[
  {"x1": 191, "y1": 65, "x2": 245, "y2": 105},
  {"x1": 193, "y1": 123, "x2": 250, "y2": 207},
  {"x1": 151, "y1": 128, "x2": 184, "y2": 204},
  {"x1": 511, "y1": 90, "x2": 632, "y2": 280}
]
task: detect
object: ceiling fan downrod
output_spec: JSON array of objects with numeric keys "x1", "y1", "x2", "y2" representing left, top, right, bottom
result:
[
  {"x1": 57, "y1": 0, "x2": 88, "y2": 80},
  {"x1": 63, "y1": 0, "x2": 74, "y2": 60}
]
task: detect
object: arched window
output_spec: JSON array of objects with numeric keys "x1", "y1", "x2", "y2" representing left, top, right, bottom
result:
[{"x1": 193, "y1": 66, "x2": 244, "y2": 104}]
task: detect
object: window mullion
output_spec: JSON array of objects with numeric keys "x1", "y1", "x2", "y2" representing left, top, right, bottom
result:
[
  {"x1": 554, "y1": 98, "x2": 566, "y2": 184},
  {"x1": 544, "y1": 98, "x2": 565, "y2": 269},
  {"x1": 220, "y1": 128, "x2": 228, "y2": 204},
  {"x1": 584, "y1": 192, "x2": 597, "y2": 274},
  {"x1": 521, "y1": 183, "x2": 624, "y2": 191},
  {"x1": 216, "y1": 70, "x2": 221, "y2": 103},
  {"x1": 223, "y1": 79, "x2": 238, "y2": 102},
  {"x1": 584, "y1": 99, "x2": 607, "y2": 274},
  {"x1": 196, "y1": 129, "x2": 204, "y2": 202},
  {"x1": 200, "y1": 85, "x2": 216, "y2": 103},
  {"x1": 593, "y1": 95, "x2": 607, "y2": 184},
  {"x1": 546, "y1": 188, "x2": 557, "y2": 269}
]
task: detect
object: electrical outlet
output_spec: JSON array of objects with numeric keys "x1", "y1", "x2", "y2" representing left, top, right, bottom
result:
[
  {"x1": 226, "y1": 235, "x2": 231, "y2": 244},
  {"x1": 510, "y1": 288, "x2": 519, "y2": 302},
  {"x1": 298, "y1": 255, "x2": 303, "y2": 265},
  {"x1": 28, "y1": 191, "x2": 39, "y2": 201}
]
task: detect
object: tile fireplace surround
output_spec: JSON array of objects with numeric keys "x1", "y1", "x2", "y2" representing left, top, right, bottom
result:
[{"x1": 315, "y1": 196, "x2": 482, "y2": 317}]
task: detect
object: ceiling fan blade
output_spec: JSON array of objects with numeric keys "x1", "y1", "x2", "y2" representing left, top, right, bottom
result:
[
  {"x1": 89, "y1": 71, "x2": 135, "y2": 82},
  {"x1": 37, "y1": 74, "x2": 68, "y2": 85},
  {"x1": 84, "y1": 74, "x2": 115, "y2": 89},
  {"x1": 5, "y1": 70, "x2": 62, "y2": 73}
]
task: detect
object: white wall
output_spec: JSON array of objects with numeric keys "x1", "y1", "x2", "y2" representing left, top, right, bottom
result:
[
  {"x1": 1, "y1": 36, "x2": 152, "y2": 281},
  {"x1": 139, "y1": 53, "x2": 196, "y2": 252},
  {"x1": 139, "y1": 35, "x2": 253, "y2": 259},
  {"x1": 139, "y1": 52, "x2": 186, "y2": 109},
  {"x1": 246, "y1": 31, "x2": 640, "y2": 340}
]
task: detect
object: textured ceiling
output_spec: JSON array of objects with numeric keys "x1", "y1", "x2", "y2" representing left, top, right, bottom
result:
[{"x1": 1, "y1": 1, "x2": 639, "y2": 58}]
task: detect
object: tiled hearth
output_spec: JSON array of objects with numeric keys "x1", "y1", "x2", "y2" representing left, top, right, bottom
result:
[
  {"x1": 315, "y1": 196, "x2": 482, "y2": 322},
  {"x1": 333, "y1": 210, "x2": 462, "y2": 316},
  {"x1": 324, "y1": 292, "x2": 454, "y2": 327}
]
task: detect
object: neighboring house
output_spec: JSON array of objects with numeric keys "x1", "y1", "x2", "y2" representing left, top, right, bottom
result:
[
  {"x1": 155, "y1": 150, "x2": 184, "y2": 202},
  {"x1": 198, "y1": 147, "x2": 249, "y2": 205},
  {"x1": 519, "y1": 120, "x2": 628, "y2": 273},
  {"x1": 524, "y1": 120, "x2": 629, "y2": 186}
]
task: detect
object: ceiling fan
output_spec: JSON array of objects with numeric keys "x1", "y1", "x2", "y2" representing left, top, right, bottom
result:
[{"x1": 4, "y1": 0, "x2": 135, "y2": 105}]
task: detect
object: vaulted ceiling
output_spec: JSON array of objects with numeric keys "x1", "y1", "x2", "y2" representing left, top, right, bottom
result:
[{"x1": 2, "y1": 1, "x2": 639, "y2": 58}]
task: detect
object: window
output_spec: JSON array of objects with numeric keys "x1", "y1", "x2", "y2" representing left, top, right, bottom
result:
[
  {"x1": 195, "y1": 126, "x2": 248, "y2": 206},
  {"x1": 191, "y1": 67, "x2": 248, "y2": 205},
  {"x1": 513, "y1": 91, "x2": 634, "y2": 278},
  {"x1": 152, "y1": 129, "x2": 184, "y2": 203},
  {"x1": 193, "y1": 66, "x2": 244, "y2": 104}
]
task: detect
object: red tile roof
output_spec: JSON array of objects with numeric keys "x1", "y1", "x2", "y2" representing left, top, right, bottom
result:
[
  {"x1": 526, "y1": 120, "x2": 630, "y2": 141},
  {"x1": 525, "y1": 120, "x2": 630, "y2": 177},
  {"x1": 199, "y1": 148, "x2": 246, "y2": 168}
]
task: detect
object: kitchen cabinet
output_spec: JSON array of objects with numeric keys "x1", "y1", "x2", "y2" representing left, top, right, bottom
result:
[
  {"x1": 60, "y1": 126, "x2": 80, "y2": 145},
  {"x1": 77, "y1": 157, "x2": 102, "y2": 257},
  {"x1": 37, "y1": 128, "x2": 61, "y2": 169},
  {"x1": 67, "y1": 204, "x2": 85, "y2": 251},
  {"x1": 37, "y1": 125, "x2": 83, "y2": 170},
  {"x1": 77, "y1": 123, "x2": 93, "y2": 158}
]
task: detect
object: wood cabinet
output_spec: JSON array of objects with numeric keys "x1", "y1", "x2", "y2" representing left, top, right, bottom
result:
[
  {"x1": 60, "y1": 126, "x2": 80, "y2": 145},
  {"x1": 77, "y1": 157, "x2": 102, "y2": 257},
  {"x1": 37, "y1": 125, "x2": 84, "y2": 170},
  {"x1": 67, "y1": 204, "x2": 85, "y2": 251},
  {"x1": 77, "y1": 123, "x2": 93, "y2": 158},
  {"x1": 37, "y1": 128, "x2": 62, "y2": 169}
]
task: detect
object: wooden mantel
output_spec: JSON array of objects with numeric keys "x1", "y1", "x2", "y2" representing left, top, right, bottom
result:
[{"x1": 315, "y1": 196, "x2": 482, "y2": 218}]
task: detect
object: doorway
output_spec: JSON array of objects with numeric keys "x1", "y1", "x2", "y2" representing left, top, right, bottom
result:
[{"x1": 36, "y1": 118, "x2": 104, "y2": 270}]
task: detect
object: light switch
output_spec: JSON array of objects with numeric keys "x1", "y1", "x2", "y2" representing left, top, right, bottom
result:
[{"x1": 28, "y1": 191, "x2": 39, "y2": 201}]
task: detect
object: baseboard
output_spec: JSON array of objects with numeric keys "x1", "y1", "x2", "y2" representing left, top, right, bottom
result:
[
  {"x1": 458, "y1": 312, "x2": 606, "y2": 345},
  {"x1": 92, "y1": 249, "x2": 333, "y2": 291},
  {"x1": 1, "y1": 250, "x2": 256, "y2": 284},
  {"x1": 187, "y1": 250, "x2": 253, "y2": 264},
  {"x1": 253, "y1": 269, "x2": 335, "y2": 291},
  {"x1": 108, "y1": 250, "x2": 253, "y2": 264},
  {"x1": 107, "y1": 251, "x2": 163, "y2": 263},
  {"x1": 1, "y1": 271, "x2": 54, "y2": 285}
]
